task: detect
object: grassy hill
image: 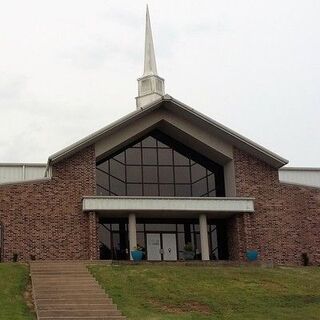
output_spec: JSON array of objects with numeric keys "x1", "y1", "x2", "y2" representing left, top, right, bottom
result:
[
  {"x1": 0, "y1": 263, "x2": 35, "y2": 320},
  {"x1": 1, "y1": 262, "x2": 319, "y2": 320},
  {"x1": 90, "y1": 264, "x2": 320, "y2": 320}
]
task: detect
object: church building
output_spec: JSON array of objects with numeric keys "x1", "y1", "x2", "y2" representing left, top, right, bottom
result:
[{"x1": 0, "y1": 8, "x2": 319, "y2": 265}]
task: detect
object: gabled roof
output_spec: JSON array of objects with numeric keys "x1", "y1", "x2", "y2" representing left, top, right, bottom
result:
[{"x1": 47, "y1": 95, "x2": 288, "y2": 169}]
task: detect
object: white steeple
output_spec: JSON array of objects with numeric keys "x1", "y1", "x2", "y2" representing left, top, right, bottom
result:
[
  {"x1": 136, "y1": 5, "x2": 165, "y2": 109},
  {"x1": 143, "y1": 5, "x2": 157, "y2": 76}
]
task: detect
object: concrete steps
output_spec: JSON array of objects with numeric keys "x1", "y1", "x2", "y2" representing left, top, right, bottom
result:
[{"x1": 30, "y1": 262, "x2": 126, "y2": 320}]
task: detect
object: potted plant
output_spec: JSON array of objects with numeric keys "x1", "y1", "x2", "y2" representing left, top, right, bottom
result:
[
  {"x1": 246, "y1": 250, "x2": 259, "y2": 262},
  {"x1": 182, "y1": 242, "x2": 195, "y2": 260},
  {"x1": 131, "y1": 244, "x2": 144, "y2": 262}
]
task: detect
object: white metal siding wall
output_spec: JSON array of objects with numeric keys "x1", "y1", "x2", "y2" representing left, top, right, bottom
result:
[
  {"x1": 279, "y1": 169, "x2": 320, "y2": 188},
  {"x1": 0, "y1": 164, "x2": 47, "y2": 184}
]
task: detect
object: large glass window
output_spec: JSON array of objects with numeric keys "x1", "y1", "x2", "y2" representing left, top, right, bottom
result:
[
  {"x1": 96, "y1": 130, "x2": 225, "y2": 197},
  {"x1": 98, "y1": 219, "x2": 225, "y2": 261}
]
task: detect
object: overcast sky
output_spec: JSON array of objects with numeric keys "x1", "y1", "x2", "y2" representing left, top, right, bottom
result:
[{"x1": 0, "y1": 0, "x2": 319, "y2": 166}]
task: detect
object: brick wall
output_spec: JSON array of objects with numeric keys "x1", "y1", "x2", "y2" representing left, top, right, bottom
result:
[
  {"x1": 0, "y1": 146, "x2": 97, "y2": 262},
  {"x1": 1, "y1": 142, "x2": 319, "y2": 265},
  {"x1": 231, "y1": 147, "x2": 320, "y2": 265}
]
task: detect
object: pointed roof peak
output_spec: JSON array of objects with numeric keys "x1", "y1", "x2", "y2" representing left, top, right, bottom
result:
[
  {"x1": 143, "y1": 4, "x2": 158, "y2": 76},
  {"x1": 136, "y1": 5, "x2": 165, "y2": 109}
]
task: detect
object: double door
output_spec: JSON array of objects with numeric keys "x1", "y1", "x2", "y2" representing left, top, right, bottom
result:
[{"x1": 146, "y1": 233, "x2": 177, "y2": 261}]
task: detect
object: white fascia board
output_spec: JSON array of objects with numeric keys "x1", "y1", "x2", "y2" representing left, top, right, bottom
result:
[
  {"x1": 46, "y1": 94, "x2": 287, "y2": 168},
  {"x1": 168, "y1": 98, "x2": 288, "y2": 167},
  {"x1": 0, "y1": 177, "x2": 51, "y2": 187},
  {"x1": 0, "y1": 163, "x2": 46, "y2": 167},
  {"x1": 82, "y1": 196, "x2": 254, "y2": 213},
  {"x1": 280, "y1": 167, "x2": 320, "y2": 171},
  {"x1": 47, "y1": 98, "x2": 163, "y2": 164}
]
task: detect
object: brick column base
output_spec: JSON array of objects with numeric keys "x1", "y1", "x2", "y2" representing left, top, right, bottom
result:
[{"x1": 88, "y1": 211, "x2": 99, "y2": 260}]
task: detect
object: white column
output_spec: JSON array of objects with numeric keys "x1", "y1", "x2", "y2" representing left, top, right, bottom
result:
[
  {"x1": 128, "y1": 213, "x2": 137, "y2": 260},
  {"x1": 199, "y1": 213, "x2": 210, "y2": 261}
]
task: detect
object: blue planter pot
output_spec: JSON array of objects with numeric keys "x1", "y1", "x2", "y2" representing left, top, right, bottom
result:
[
  {"x1": 246, "y1": 250, "x2": 258, "y2": 262},
  {"x1": 131, "y1": 250, "x2": 144, "y2": 262}
]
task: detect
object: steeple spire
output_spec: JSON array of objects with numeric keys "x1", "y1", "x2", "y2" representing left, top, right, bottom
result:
[
  {"x1": 143, "y1": 5, "x2": 158, "y2": 76},
  {"x1": 136, "y1": 5, "x2": 165, "y2": 109}
]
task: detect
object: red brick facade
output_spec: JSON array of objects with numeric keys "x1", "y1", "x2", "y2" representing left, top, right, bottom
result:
[
  {"x1": 229, "y1": 148, "x2": 320, "y2": 265},
  {"x1": 0, "y1": 143, "x2": 319, "y2": 265},
  {"x1": 0, "y1": 146, "x2": 98, "y2": 262}
]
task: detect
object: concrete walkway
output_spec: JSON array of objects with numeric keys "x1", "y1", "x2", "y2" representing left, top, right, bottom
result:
[{"x1": 30, "y1": 261, "x2": 126, "y2": 320}]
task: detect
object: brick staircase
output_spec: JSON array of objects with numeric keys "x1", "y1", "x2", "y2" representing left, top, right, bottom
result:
[{"x1": 30, "y1": 261, "x2": 126, "y2": 320}]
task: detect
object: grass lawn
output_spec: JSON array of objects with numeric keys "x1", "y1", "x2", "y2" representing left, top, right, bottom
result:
[
  {"x1": 90, "y1": 264, "x2": 320, "y2": 320},
  {"x1": 0, "y1": 263, "x2": 35, "y2": 320}
]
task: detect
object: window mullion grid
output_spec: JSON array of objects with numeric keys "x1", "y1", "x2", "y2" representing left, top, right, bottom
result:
[
  {"x1": 172, "y1": 149, "x2": 176, "y2": 196},
  {"x1": 156, "y1": 140, "x2": 160, "y2": 196},
  {"x1": 189, "y1": 158, "x2": 193, "y2": 196},
  {"x1": 206, "y1": 169, "x2": 209, "y2": 197},
  {"x1": 108, "y1": 160, "x2": 111, "y2": 196}
]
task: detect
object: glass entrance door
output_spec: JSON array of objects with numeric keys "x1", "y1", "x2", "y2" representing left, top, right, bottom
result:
[
  {"x1": 162, "y1": 233, "x2": 177, "y2": 261},
  {"x1": 146, "y1": 233, "x2": 177, "y2": 261},
  {"x1": 146, "y1": 233, "x2": 161, "y2": 261}
]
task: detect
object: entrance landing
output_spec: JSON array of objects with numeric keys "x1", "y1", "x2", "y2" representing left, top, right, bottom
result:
[{"x1": 30, "y1": 261, "x2": 126, "y2": 320}]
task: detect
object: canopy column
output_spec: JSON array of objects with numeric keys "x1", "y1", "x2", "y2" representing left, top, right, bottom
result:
[
  {"x1": 128, "y1": 213, "x2": 137, "y2": 260},
  {"x1": 199, "y1": 213, "x2": 210, "y2": 261},
  {"x1": 88, "y1": 211, "x2": 99, "y2": 260}
]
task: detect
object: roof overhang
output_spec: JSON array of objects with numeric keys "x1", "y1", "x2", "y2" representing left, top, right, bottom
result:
[
  {"x1": 82, "y1": 196, "x2": 254, "y2": 219},
  {"x1": 48, "y1": 95, "x2": 288, "y2": 169}
]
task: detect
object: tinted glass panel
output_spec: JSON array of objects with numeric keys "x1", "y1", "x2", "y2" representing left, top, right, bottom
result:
[
  {"x1": 145, "y1": 224, "x2": 176, "y2": 231},
  {"x1": 177, "y1": 224, "x2": 184, "y2": 232},
  {"x1": 136, "y1": 233, "x2": 145, "y2": 248},
  {"x1": 143, "y1": 184, "x2": 159, "y2": 196},
  {"x1": 111, "y1": 223, "x2": 119, "y2": 231},
  {"x1": 127, "y1": 166, "x2": 142, "y2": 183},
  {"x1": 110, "y1": 159, "x2": 125, "y2": 181},
  {"x1": 160, "y1": 184, "x2": 174, "y2": 196},
  {"x1": 191, "y1": 163, "x2": 206, "y2": 182},
  {"x1": 98, "y1": 161, "x2": 109, "y2": 173},
  {"x1": 110, "y1": 177, "x2": 125, "y2": 195},
  {"x1": 143, "y1": 148, "x2": 157, "y2": 165},
  {"x1": 158, "y1": 149, "x2": 172, "y2": 165},
  {"x1": 136, "y1": 224, "x2": 144, "y2": 231},
  {"x1": 126, "y1": 148, "x2": 141, "y2": 165},
  {"x1": 96, "y1": 170, "x2": 109, "y2": 189},
  {"x1": 175, "y1": 184, "x2": 191, "y2": 197},
  {"x1": 143, "y1": 166, "x2": 158, "y2": 183},
  {"x1": 174, "y1": 151, "x2": 189, "y2": 165},
  {"x1": 157, "y1": 140, "x2": 169, "y2": 148},
  {"x1": 159, "y1": 167, "x2": 174, "y2": 183},
  {"x1": 208, "y1": 174, "x2": 215, "y2": 191},
  {"x1": 178, "y1": 233, "x2": 185, "y2": 259},
  {"x1": 192, "y1": 178, "x2": 208, "y2": 197},
  {"x1": 97, "y1": 185, "x2": 109, "y2": 196},
  {"x1": 175, "y1": 167, "x2": 190, "y2": 184},
  {"x1": 142, "y1": 136, "x2": 156, "y2": 147},
  {"x1": 114, "y1": 152, "x2": 125, "y2": 163},
  {"x1": 127, "y1": 184, "x2": 142, "y2": 196},
  {"x1": 209, "y1": 190, "x2": 216, "y2": 197}
]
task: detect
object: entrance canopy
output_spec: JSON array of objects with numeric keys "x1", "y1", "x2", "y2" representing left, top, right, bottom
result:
[{"x1": 82, "y1": 196, "x2": 254, "y2": 219}]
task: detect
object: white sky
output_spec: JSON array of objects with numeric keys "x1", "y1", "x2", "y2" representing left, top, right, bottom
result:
[{"x1": 0, "y1": 0, "x2": 319, "y2": 166}]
